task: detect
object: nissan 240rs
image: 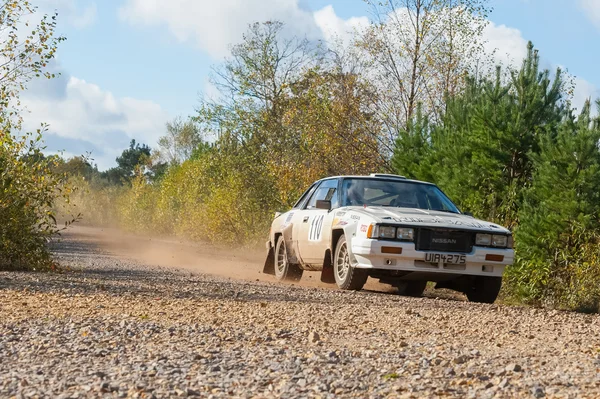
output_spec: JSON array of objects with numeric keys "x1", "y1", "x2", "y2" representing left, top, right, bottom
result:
[{"x1": 263, "y1": 174, "x2": 514, "y2": 303}]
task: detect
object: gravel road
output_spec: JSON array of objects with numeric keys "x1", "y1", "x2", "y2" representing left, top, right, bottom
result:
[{"x1": 1, "y1": 228, "x2": 600, "y2": 398}]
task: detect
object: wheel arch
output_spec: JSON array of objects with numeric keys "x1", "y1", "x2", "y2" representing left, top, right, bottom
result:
[
  {"x1": 262, "y1": 231, "x2": 282, "y2": 275},
  {"x1": 321, "y1": 224, "x2": 361, "y2": 282},
  {"x1": 330, "y1": 229, "x2": 346, "y2": 259}
]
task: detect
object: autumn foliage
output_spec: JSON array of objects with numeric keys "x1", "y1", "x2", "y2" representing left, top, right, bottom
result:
[{"x1": 0, "y1": 1, "x2": 70, "y2": 270}]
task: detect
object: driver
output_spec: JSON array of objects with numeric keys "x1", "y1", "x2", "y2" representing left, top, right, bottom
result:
[
  {"x1": 345, "y1": 181, "x2": 365, "y2": 206},
  {"x1": 392, "y1": 184, "x2": 419, "y2": 208}
]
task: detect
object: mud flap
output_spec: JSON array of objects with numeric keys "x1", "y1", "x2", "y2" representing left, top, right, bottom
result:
[
  {"x1": 320, "y1": 250, "x2": 335, "y2": 284},
  {"x1": 263, "y1": 247, "x2": 275, "y2": 275}
]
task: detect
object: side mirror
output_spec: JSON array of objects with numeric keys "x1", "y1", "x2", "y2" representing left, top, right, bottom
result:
[
  {"x1": 464, "y1": 211, "x2": 474, "y2": 217},
  {"x1": 316, "y1": 200, "x2": 332, "y2": 210}
]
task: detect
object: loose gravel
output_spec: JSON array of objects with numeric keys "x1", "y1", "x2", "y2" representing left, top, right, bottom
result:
[{"x1": 1, "y1": 232, "x2": 600, "y2": 398}]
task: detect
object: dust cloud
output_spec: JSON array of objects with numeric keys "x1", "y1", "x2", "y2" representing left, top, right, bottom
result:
[
  {"x1": 61, "y1": 226, "x2": 336, "y2": 289},
  {"x1": 61, "y1": 226, "x2": 395, "y2": 292}
]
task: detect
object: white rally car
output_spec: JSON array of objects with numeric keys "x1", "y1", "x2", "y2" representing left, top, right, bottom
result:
[{"x1": 263, "y1": 174, "x2": 514, "y2": 303}]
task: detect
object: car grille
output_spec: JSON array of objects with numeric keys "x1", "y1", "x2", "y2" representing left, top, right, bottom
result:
[{"x1": 416, "y1": 229, "x2": 473, "y2": 253}]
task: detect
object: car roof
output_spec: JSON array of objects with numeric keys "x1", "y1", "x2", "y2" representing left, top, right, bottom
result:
[{"x1": 318, "y1": 174, "x2": 437, "y2": 186}]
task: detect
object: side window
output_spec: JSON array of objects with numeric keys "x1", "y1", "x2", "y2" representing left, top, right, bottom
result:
[
  {"x1": 293, "y1": 183, "x2": 318, "y2": 209},
  {"x1": 306, "y1": 179, "x2": 339, "y2": 209}
]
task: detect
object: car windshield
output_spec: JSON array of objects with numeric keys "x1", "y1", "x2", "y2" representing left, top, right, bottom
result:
[{"x1": 341, "y1": 178, "x2": 460, "y2": 213}]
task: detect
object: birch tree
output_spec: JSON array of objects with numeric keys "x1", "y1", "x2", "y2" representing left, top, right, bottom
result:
[{"x1": 359, "y1": 0, "x2": 490, "y2": 147}]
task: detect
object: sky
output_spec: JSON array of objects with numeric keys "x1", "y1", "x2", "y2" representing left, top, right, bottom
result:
[{"x1": 22, "y1": 0, "x2": 600, "y2": 170}]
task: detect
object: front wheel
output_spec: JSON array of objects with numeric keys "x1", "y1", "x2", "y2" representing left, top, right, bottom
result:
[
  {"x1": 465, "y1": 276, "x2": 502, "y2": 303},
  {"x1": 274, "y1": 236, "x2": 303, "y2": 282},
  {"x1": 334, "y1": 235, "x2": 368, "y2": 290}
]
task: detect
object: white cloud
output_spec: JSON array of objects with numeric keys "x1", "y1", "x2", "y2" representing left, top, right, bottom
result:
[
  {"x1": 118, "y1": 1, "x2": 370, "y2": 59},
  {"x1": 580, "y1": 0, "x2": 600, "y2": 28},
  {"x1": 21, "y1": 69, "x2": 169, "y2": 170},
  {"x1": 314, "y1": 5, "x2": 369, "y2": 46},
  {"x1": 482, "y1": 20, "x2": 599, "y2": 112},
  {"x1": 118, "y1": 0, "x2": 322, "y2": 59},
  {"x1": 38, "y1": 0, "x2": 97, "y2": 29},
  {"x1": 572, "y1": 76, "x2": 599, "y2": 113},
  {"x1": 70, "y1": 3, "x2": 97, "y2": 29},
  {"x1": 483, "y1": 21, "x2": 528, "y2": 68}
]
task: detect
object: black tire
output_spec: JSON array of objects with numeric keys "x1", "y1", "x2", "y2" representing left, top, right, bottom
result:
[
  {"x1": 274, "y1": 236, "x2": 303, "y2": 282},
  {"x1": 333, "y1": 234, "x2": 368, "y2": 290},
  {"x1": 466, "y1": 276, "x2": 502, "y2": 304},
  {"x1": 395, "y1": 281, "x2": 427, "y2": 297}
]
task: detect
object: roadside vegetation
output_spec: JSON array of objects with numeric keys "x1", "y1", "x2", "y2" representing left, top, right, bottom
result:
[
  {"x1": 6, "y1": 0, "x2": 600, "y2": 311},
  {"x1": 0, "y1": 1, "x2": 71, "y2": 270}
]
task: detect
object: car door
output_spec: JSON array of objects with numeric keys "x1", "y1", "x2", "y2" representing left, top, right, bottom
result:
[
  {"x1": 283, "y1": 182, "x2": 319, "y2": 264},
  {"x1": 297, "y1": 179, "x2": 339, "y2": 264}
]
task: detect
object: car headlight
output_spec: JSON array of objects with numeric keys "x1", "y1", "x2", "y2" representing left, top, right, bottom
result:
[
  {"x1": 475, "y1": 233, "x2": 492, "y2": 246},
  {"x1": 397, "y1": 228, "x2": 414, "y2": 241},
  {"x1": 476, "y1": 233, "x2": 510, "y2": 248},
  {"x1": 492, "y1": 235, "x2": 508, "y2": 248},
  {"x1": 379, "y1": 226, "x2": 396, "y2": 239}
]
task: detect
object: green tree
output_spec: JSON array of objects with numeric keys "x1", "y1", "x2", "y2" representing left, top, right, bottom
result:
[
  {"x1": 157, "y1": 117, "x2": 203, "y2": 165},
  {"x1": 116, "y1": 139, "x2": 151, "y2": 174},
  {"x1": 394, "y1": 43, "x2": 565, "y2": 227},
  {"x1": 199, "y1": 21, "x2": 388, "y2": 209},
  {"x1": 196, "y1": 21, "x2": 316, "y2": 213},
  {"x1": 0, "y1": 0, "x2": 69, "y2": 270},
  {"x1": 509, "y1": 101, "x2": 600, "y2": 310},
  {"x1": 102, "y1": 140, "x2": 158, "y2": 184},
  {"x1": 391, "y1": 104, "x2": 434, "y2": 181},
  {"x1": 54, "y1": 156, "x2": 98, "y2": 181},
  {"x1": 0, "y1": 1, "x2": 64, "y2": 116},
  {"x1": 275, "y1": 67, "x2": 387, "y2": 204}
]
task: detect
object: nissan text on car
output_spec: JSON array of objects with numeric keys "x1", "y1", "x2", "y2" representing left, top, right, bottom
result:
[{"x1": 263, "y1": 174, "x2": 514, "y2": 303}]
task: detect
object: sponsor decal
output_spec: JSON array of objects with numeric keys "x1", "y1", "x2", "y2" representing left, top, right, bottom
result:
[
  {"x1": 447, "y1": 219, "x2": 486, "y2": 228},
  {"x1": 281, "y1": 212, "x2": 294, "y2": 228},
  {"x1": 350, "y1": 215, "x2": 361, "y2": 220},
  {"x1": 392, "y1": 216, "x2": 439, "y2": 223},
  {"x1": 336, "y1": 211, "x2": 346, "y2": 217},
  {"x1": 389, "y1": 215, "x2": 488, "y2": 229},
  {"x1": 309, "y1": 215, "x2": 325, "y2": 241},
  {"x1": 336, "y1": 221, "x2": 348, "y2": 226},
  {"x1": 360, "y1": 224, "x2": 368, "y2": 233}
]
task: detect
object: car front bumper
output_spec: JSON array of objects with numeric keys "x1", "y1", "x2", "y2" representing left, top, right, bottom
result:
[{"x1": 351, "y1": 238, "x2": 513, "y2": 277}]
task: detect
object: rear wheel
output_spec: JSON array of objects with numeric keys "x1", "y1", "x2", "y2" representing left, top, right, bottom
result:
[
  {"x1": 395, "y1": 281, "x2": 427, "y2": 297},
  {"x1": 274, "y1": 236, "x2": 303, "y2": 282},
  {"x1": 465, "y1": 276, "x2": 502, "y2": 303},
  {"x1": 334, "y1": 235, "x2": 367, "y2": 290}
]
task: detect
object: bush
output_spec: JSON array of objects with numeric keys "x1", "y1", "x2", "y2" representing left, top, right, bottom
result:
[
  {"x1": 0, "y1": 132, "x2": 74, "y2": 270},
  {"x1": 110, "y1": 150, "x2": 276, "y2": 245},
  {"x1": 116, "y1": 169, "x2": 160, "y2": 233},
  {"x1": 60, "y1": 175, "x2": 123, "y2": 227}
]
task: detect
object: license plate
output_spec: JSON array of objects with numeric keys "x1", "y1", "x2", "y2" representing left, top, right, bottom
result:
[{"x1": 424, "y1": 253, "x2": 466, "y2": 265}]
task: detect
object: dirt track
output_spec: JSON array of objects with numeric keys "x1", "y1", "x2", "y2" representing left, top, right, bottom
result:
[
  {"x1": 1, "y1": 226, "x2": 600, "y2": 398},
  {"x1": 73, "y1": 226, "x2": 400, "y2": 294}
]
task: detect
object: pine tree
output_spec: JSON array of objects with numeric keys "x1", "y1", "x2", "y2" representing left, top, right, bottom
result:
[
  {"x1": 391, "y1": 104, "x2": 434, "y2": 181},
  {"x1": 393, "y1": 42, "x2": 565, "y2": 227},
  {"x1": 510, "y1": 100, "x2": 600, "y2": 310}
]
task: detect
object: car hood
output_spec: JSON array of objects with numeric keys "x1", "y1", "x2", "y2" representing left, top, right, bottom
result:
[{"x1": 343, "y1": 206, "x2": 511, "y2": 234}]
